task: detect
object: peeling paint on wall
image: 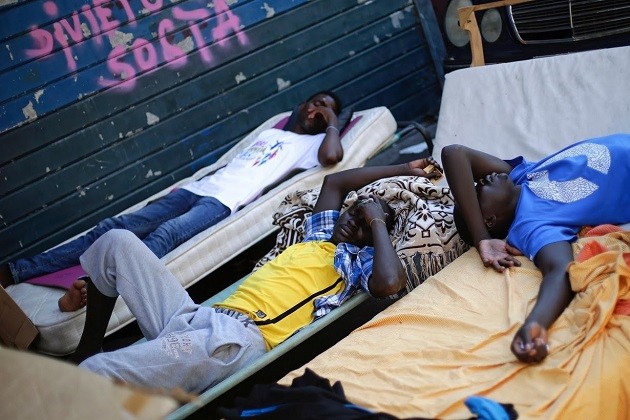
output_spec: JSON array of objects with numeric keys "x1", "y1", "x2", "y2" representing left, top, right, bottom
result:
[
  {"x1": 146, "y1": 112, "x2": 160, "y2": 125},
  {"x1": 34, "y1": 90, "x2": 44, "y2": 103},
  {"x1": 108, "y1": 30, "x2": 135, "y2": 49},
  {"x1": 276, "y1": 78, "x2": 291, "y2": 91},
  {"x1": 177, "y1": 36, "x2": 195, "y2": 53},
  {"x1": 80, "y1": 23, "x2": 92, "y2": 38},
  {"x1": 390, "y1": 11, "x2": 404, "y2": 28},
  {"x1": 262, "y1": 3, "x2": 275, "y2": 18},
  {"x1": 145, "y1": 169, "x2": 163, "y2": 178},
  {"x1": 235, "y1": 72, "x2": 246, "y2": 84},
  {"x1": 22, "y1": 101, "x2": 38, "y2": 121}
]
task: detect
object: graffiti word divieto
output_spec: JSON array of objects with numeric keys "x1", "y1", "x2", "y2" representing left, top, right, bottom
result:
[{"x1": 25, "y1": 0, "x2": 249, "y2": 91}]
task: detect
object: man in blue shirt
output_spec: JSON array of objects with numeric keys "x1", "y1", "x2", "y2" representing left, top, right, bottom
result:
[{"x1": 442, "y1": 133, "x2": 630, "y2": 364}]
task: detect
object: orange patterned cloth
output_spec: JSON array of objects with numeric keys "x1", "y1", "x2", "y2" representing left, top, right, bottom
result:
[
  {"x1": 282, "y1": 230, "x2": 630, "y2": 419},
  {"x1": 573, "y1": 227, "x2": 630, "y2": 315},
  {"x1": 579, "y1": 224, "x2": 624, "y2": 238}
]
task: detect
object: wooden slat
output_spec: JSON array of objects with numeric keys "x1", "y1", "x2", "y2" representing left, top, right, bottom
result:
[
  {"x1": 0, "y1": 0, "x2": 358, "y2": 163},
  {"x1": 0, "y1": 0, "x2": 400, "y2": 194},
  {"x1": 1, "y1": 16, "x2": 423, "y2": 258},
  {"x1": 0, "y1": 2, "x2": 415, "y2": 225},
  {"x1": 0, "y1": 0, "x2": 303, "y2": 134},
  {"x1": 0, "y1": 0, "x2": 443, "y2": 263}
]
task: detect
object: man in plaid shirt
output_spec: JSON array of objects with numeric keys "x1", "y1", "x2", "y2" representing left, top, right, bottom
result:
[{"x1": 71, "y1": 158, "x2": 441, "y2": 393}]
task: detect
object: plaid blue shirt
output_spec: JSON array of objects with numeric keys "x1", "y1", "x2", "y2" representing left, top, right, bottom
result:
[{"x1": 303, "y1": 210, "x2": 375, "y2": 319}]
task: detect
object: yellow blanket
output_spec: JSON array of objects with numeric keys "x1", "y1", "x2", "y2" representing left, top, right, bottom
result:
[{"x1": 281, "y1": 232, "x2": 630, "y2": 418}]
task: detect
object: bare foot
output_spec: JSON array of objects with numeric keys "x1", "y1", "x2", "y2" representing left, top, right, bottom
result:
[{"x1": 58, "y1": 279, "x2": 88, "y2": 312}]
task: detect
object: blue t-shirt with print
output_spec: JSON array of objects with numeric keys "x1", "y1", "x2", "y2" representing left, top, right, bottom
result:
[{"x1": 506, "y1": 134, "x2": 630, "y2": 260}]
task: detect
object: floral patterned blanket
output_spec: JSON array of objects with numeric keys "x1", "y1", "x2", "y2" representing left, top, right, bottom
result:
[{"x1": 255, "y1": 176, "x2": 468, "y2": 293}]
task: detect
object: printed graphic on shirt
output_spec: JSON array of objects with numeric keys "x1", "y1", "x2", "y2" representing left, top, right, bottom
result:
[
  {"x1": 160, "y1": 332, "x2": 193, "y2": 359},
  {"x1": 236, "y1": 139, "x2": 286, "y2": 167},
  {"x1": 527, "y1": 142, "x2": 611, "y2": 203}
]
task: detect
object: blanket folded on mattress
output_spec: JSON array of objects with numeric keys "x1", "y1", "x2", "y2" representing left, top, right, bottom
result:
[
  {"x1": 255, "y1": 176, "x2": 468, "y2": 293},
  {"x1": 281, "y1": 230, "x2": 630, "y2": 419}
]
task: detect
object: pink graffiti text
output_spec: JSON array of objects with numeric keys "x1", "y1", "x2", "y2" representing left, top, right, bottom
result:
[{"x1": 25, "y1": 0, "x2": 249, "y2": 91}]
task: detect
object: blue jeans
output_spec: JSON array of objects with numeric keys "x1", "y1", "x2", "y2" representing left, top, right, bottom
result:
[{"x1": 9, "y1": 189, "x2": 230, "y2": 283}]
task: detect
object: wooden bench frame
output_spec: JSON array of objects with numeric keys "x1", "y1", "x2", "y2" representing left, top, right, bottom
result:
[{"x1": 458, "y1": 0, "x2": 534, "y2": 66}]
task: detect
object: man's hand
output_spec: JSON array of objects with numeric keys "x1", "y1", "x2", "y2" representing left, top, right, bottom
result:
[
  {"x1": 511, "y1": 321, "x2": 549, "y2": 363},
  {"x1": 355, "y1": 195, "x2": 388, "y2": 227},
  {"x1": 478, "y1": 239, "x2": 522, "y2": 272},
  {"x1": 308, "y1": 105, "x2": 338, "y2": 129},
  {"x1": 406, "y1": 157, "x2": 443, "y2": 179}
]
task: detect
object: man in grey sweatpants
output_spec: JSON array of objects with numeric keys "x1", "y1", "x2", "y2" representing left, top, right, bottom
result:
[
  {"x1": 71, "y1": 158, "x2": 436, "y2": 393},
  {"x1": 75, "y1": 229, "x2": 266, "y2": 393}
]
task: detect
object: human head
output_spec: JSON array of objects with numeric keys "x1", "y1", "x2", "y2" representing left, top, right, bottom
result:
[
  {"x1": 295, "y1": 91, "x2": 342, "y2": 135},
  {"x1": 307, "y1": 90, "x2": 342, "y2": 114},
  {"x1": 454, "y1": 172, "x2": 519, "y2": 244},
  {"x1": 331, "y1": 197, "x2": 395, "y2": 247}
]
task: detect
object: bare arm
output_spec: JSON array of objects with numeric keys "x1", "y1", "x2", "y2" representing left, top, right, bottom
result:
[
  {"x1": 511, "y1": 241, "x2": 575, "y2": 363},
  {"x1": 313, "y1": 158, "x2": 439, "y2": 214},
  {"x1": 313, "y1": 158, "x2": 441, "y2": 297},
  {"x1": 442, "y1": 144, "x2": 512, "y2": 245},
  {"x1": 441, "y1": 144, "x2": 520, "y2": 270},
  {"x1": 357, "y1": 197, "x2": 407, "y2": 297},
  {"x1": 312, "y1": 106, "x2": 343, "y2": 166}
]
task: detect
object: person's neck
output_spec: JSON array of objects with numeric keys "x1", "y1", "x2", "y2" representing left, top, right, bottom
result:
[
  {"x1": 504, "y1": 185, "x2": 523, "y2": 230},
  {"x1": 291, "y1": 124, "x2": 304, "y2": 134},
  {"x1": 511, "y1": 185, "x2": 522, "y2": 211}
]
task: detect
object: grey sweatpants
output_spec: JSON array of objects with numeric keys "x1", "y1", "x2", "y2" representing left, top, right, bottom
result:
[{"x1": 78, "y1": 229, "x2": 266, "y2": 393}]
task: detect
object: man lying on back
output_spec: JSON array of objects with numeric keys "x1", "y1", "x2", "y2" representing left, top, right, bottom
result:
[
  {"x1": 69, "y1": 158, "x2": 440, "y2": 392},
  {"x1": 1, "y1": 91, "x2": 345, "y2": 312}
]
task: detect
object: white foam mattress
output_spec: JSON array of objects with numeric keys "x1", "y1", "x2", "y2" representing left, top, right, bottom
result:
[{"x1": 432, "y1": 46, "x2": 630, "y2": 163}]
